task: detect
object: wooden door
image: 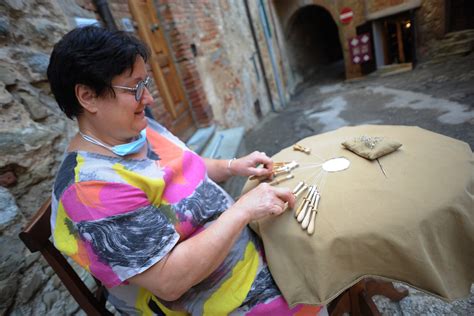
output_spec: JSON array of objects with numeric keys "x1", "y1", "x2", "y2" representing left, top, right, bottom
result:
[
  {"x1": 356, "y1": 22, "x2": 376, "y2": 75},
  {"x1": 128, "y1": 0, "x2": 196, "y2": 140}
]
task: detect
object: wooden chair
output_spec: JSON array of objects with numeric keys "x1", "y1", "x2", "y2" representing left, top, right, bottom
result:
[
  {"x1": 19, "y1": 198, "x2": 113, "y2": 316},
  {"x1": 329, "y1": 278, "x2": 409, "y2": 316},
  {"x1": 20, "y1": 198, "x2": 407, "y2": 316}
]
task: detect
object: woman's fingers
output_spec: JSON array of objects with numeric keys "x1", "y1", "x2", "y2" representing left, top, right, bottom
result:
[
  {"x1": 234, "y1": 183, "x2": 295, "y2": 220},
  {"x1": 234, "y1": 151, "x2": 274, "y2": 177},
  {"x1": 248, "y1": 166, "x2": 272, "y2": 177},
  {"x1": 246, "y1": 151, "x2": 273, "y2": 176},
  {"x1": 255, "y1": 151, "x2": 273, "y2": 172},
  {"x1": 272, "y1": 186, "x2": 296, "y2": 209},
  {"x1": 259, "y1": 183, "x2": 295, "y2": 215}
]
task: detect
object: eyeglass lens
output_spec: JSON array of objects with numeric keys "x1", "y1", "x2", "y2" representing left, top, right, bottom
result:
[{"x1": 135, "y1": 78, "x2": 150, "y2": 101}]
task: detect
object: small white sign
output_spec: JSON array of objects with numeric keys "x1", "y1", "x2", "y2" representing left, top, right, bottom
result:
[
  {"x1": 122, "y1": 18, "x2": 135, "y2": 32},
  {"x1": 74, "y1": 17, "x2": 100, "y2": 27}
]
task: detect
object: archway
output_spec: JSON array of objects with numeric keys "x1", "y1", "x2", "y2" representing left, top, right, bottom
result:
[{"x1": 286, "y1": 5, "x2": 344, "y2": 85}]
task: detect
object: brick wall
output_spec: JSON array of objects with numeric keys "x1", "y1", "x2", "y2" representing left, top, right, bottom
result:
[
  {"x1": 155, "y1": 0, "x2": 271, "y2": 129},
  {"x1": 74, "y1": 0, "x2": 281, "y2": 129},
  {"x1": 154, "y1": 1, "x2": 214, "y2": 126}
]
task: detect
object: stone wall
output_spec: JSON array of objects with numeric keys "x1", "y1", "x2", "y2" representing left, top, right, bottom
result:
[
  {"x1": 0, "y1": 1, "x2": 170, "y2": 314},
  {"x1": 0, "y1": 0, "x2": 291, "y2": 314},
  {"x1": 416, "y1": 0, "x2": 446, "y2": 59},
  {"x1": 0, "y1": 0, "x2": 89, "y2": 314},
  {"x1": 366, "y1": 0, "x2": 408, "y2": 13},
  {"x1": 249, "y1": 0, "x2": 288, "y2": 110},
  {"x1": 155, "y1": 0, "x2": 279, "y2": 129}
]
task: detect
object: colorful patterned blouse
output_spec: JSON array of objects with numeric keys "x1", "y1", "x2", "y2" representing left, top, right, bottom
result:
[{"x1": 51, "y1": 119, "x2": 322, "y2": 315}]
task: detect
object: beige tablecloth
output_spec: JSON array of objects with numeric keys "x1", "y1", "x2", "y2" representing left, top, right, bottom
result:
[{"x1": 243, "y1": 125, "x2": 473, "y2": 306}]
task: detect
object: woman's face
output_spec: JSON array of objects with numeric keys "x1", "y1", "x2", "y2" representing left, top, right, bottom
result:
[{"x1": 95, "y1": 56, "x2": 152, "y2": 141}]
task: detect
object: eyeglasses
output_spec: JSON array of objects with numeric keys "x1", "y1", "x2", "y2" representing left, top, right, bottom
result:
[{"x1": 112, "y1": 76, "x2": 151, "y2": 101}]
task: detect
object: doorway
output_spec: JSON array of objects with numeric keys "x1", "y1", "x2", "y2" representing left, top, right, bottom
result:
[
  {"x1": 285, "y1": 5, "x2": 344, "y2": 85},
  {"x1": 128, "y1": 0, "x2": 197, "y2": 140},
  {"x1": 372, "y1": 12, "x2": 415, "y2": 68},
  {"x1": 446, "y1": 0, "x2": 474, "y2": 32}
]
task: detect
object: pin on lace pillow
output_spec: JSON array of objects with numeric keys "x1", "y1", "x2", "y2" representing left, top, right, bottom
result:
[{"x1": 341, "y1": 136, "x2": 402, "y2": 160}]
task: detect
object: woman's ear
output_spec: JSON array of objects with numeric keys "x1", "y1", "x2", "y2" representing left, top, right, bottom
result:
[{"x1": 75, "y1": 84, "x2": 98, "y2": 113}]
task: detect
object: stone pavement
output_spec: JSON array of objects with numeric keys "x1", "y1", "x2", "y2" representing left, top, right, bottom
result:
[
  {"x1": 242, "y1": 53, "x2": 474, "y2": 315},
  {"x1": 244, "y1": 53, "x2": 474, "y2": 156}
]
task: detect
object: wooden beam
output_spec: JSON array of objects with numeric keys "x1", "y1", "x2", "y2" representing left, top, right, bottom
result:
[{"x1": 396, "y1": 22, "x2": 406, "y2": 63}]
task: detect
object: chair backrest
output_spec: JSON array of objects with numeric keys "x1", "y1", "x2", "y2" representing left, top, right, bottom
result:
[{"x1": 19, "y1": 198, "x2": 113, "y2": 316}]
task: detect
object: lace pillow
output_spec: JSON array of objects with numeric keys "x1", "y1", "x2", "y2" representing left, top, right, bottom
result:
[{"x1": 342, "y1": 136, "x2": 402, "y2": 160}]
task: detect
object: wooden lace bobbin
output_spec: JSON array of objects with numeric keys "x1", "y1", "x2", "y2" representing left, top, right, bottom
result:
[
  {"x1": 302, "y1": 187, "x2": 319, "y2": 230},
  {"x1": 273, "y1": 161, "x2": 299, "y2": 177},
  {"x1": 248, "y1": 161, "x2": 299, "y2": 181},
  {"x1": 296, "y1": 186, "x2": 316, "y2": 222},
  {"x1": 269, "y1": 174, "x2": 294, "y2": 186},
  {"x1": 283, "y1": 181, "x2": 307, "y2": 212},
  {"x1": 273, "y1": 161, "x2": 291, "y2": 166},
  {"x1": 285, "y1": 161, "x2": 300, "y2": 170},
  {"x1": 292, "y1": 181, "x2": 306, "y2": 194},
  {"x1": 294, "y1": 185, "x2": 312, "y2": 218},
  {"x1": 273, "y1": 168, "x2": 291, "y2": 177},
  {"x1": 307, "y1": 193, "x2": 321, "y2": 235},
  {"x1": 248, "y1": 162, "x2": 285, "y2": 182},
  {"x1": 294, "y1": 184, "x2": 308, "y2": 200},
  {"x1": 293, "y1": 144, "x2": 311, "y2": 154},
  {"x1": 248, "y1": 166, "x2": 279, "y2": 181},
  {"x1": 295, "y1": 186, "x2": 315, "y2": 220}
]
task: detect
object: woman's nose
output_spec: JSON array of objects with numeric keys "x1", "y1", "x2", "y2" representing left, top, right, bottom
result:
[{"x1": 141, "y1": 86, "x2": 154, "y2": 104}]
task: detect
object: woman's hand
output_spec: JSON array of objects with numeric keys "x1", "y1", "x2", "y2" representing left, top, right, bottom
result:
[
  {"x1": 203, "y1": 151, "x2": 272, "y2": 183},
  {"x1": 129, "y1": 183, "x2": 294, "y2": 301},
  {"x1": 230, "y1": 183, "x2": 295, "y2": 222},
  {"x1": 229, "y1": 151, "x2": 273, "y2": 178},
  {"x1": 129, "y1": 181, "x2": 294, "y2": 301}
]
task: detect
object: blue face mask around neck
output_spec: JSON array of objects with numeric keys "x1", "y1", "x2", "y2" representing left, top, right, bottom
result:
[{"x1": 79, "y1": 128, "x2": 147, "y2": 156}]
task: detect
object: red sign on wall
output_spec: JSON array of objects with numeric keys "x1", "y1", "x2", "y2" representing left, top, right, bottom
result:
[
  {"x1": 348, "y1": 33, "x2": 372, "y2": 64},
  {"x1": 340, "y1": 7, "x2": 354, "y2": 24}
]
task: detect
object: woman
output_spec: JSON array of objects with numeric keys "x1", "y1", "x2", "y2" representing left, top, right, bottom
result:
[{"x1": 48, "y1": 26, "x2": 325, "y2": 315}]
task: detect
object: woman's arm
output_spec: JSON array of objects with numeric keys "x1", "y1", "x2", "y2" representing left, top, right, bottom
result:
[
  {"x1": 204, "y1": 151, "x2": 274, "y2": 183},
  {"x1": 128, "y1": 183, "x2": 295, "y2": 301}
]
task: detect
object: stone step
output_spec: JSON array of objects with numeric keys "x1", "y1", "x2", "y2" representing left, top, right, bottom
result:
[
  {"x1": 201, "y1": 126, "x2": 245, "y2": 160},
  {"x1": 427, "y1": 29, "x2": 474, "y2": 60},
  {"x1": 201, "y1": 126, "x2": 247, "y2": 198},
  {"x1": 375, "y1": 62, "x2": 413, "y2": 77},
  {"x1": 186, "y1": 124, "x2": 216, "y2": 154},
  {"x1": 432, "y1": 38, "x2": 473, "y2": 56},
  {"x1": 443, "y1": 29, "x2": 474, "y2": 41},
  {"x1": 426, "y1": 49, "x2": 472, "y2": 64}
]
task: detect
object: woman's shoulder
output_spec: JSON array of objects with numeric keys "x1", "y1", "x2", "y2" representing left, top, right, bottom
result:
[
  {"x1": 52, "y1": 150, "x2": 163, "y2": 199},
  {"x1": 146, "y1": 118, "x2": 188, "y2": 150}
]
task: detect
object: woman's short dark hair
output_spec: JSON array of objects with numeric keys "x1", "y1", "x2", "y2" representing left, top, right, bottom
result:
[{"x1": 47, "y1": 25, "x2": 150, "y2": 119}]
